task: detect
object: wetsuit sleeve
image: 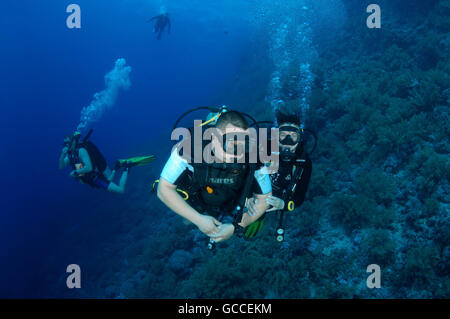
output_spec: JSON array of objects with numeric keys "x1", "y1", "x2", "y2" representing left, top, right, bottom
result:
[
  {"x1": 252, "y1": 166, "x2": 272, "y2": 195},
  {"x1": 292, "y1": 158, "x2": 312, "y2": 207},
  {"x1": 160, "y1": 148, "x2": 194, "y2": 185}
]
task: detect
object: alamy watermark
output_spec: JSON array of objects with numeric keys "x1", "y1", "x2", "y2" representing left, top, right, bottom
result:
[
  {"x1": 367, "y1": 4, "x2": 381, "y2": 29},
  {"x1": 66, "y1": 4, "x2": 81, "y2": 29},
  {"x1": 65, "y1": 4, "x2": 380, "y2": 30},
  {"x1": 66, "y1": 264, "x2": 81, "y2": 289},
  {"x1": 366, "y1": 264, "x2": 381, "y2": 289}
]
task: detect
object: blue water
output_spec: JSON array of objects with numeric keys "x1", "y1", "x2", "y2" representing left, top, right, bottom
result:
[{"x1": 1, "y1": 0, "x2": 251, "y2": 296}]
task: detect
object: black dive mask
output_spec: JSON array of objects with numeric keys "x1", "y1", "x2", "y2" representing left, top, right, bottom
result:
[
  {"x1": 63, "y1": 137, "x2": 74, "y2": 147},
  {"x1": 280, "y1": 134, "x2": 297, "y2": 146},
  {"x1": 278, "y1": 126, "x2": 299, "y2": 162},
  {"x1": 279, "y1": 125, "x2": 300, "y2": 146},
  {"x1": 63, "y1": 134, "x2": 79, "y2": 149}
]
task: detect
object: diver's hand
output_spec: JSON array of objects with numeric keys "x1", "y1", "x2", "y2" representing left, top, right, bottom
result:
[
  {"x1": 211, "y1": 223, "x2": 234, "y2": 243},
  {"x1": 245, "y1": 198, "x2": 260, "y2": 217},
  {"x1": 62, "y1": 146, "x2": 69, "y2": 154},
  {"x1": 196, "y1": 215, "x2": 222, "y2": 237},
  {"x1": 266, "y1": 196, "x2": 285, "y2": 212},
  {"x1": 69, "y1": 170, "x2": 78, "y2": 178}
]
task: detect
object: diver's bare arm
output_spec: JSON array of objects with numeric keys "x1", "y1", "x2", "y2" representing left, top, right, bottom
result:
[
  {"x1": 74, "y1": 148, "x2": 93, "y2": 174},
  {"x1": 157, "y1": 177, "x2": 203, "y2": 225},
  {"x1": 59, "y1": 148, "x2": 69, "y2": 169},
  {"x1": 240, "y1": 192, "x2": 271, "y2": 227}
]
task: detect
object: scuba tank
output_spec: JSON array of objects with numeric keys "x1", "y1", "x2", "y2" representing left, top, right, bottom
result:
[{"x1": 67, "y1": 129, "x2": 107, "y2": 174}]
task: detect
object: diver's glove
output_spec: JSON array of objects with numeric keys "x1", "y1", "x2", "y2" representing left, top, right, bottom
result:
[{"x1": 114, "y1": 160, "x2": 121, "y2": 171}]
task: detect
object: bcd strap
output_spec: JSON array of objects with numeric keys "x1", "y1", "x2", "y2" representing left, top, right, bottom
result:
[
  {"x1": 287, "y1": 162, "x2": 305, "y2": 201},
  {"x1": 276, "y1": 162, "x2": 305, "y2": 242}
]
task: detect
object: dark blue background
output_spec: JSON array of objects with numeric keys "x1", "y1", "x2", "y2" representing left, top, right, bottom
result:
[{"x1": 0, "y1": 0, "x2": 251, "y2": 296}]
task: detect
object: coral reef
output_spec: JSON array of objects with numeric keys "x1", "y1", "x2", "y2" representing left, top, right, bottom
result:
[{"x1": 47, "y1": 0, "x2": 449, "y2": 299}]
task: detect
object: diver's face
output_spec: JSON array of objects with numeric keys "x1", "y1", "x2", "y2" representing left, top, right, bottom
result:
[
  {"x1": 278, "y1": 124, "x2": 300, "y2": 162},
  {"x1": 279, "y1": 130, "x2": 299, "y2": 153},
  {"x1": 63, "y1": 137, "x2": 73, "y2": 148},
  {"x1": 212, "y1": 124, "x2": 248, "y2": 162}
]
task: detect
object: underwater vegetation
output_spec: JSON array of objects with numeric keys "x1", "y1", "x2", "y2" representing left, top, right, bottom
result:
[{"x1": 46, "y1": 0, "x2": 449, "y2": 299}]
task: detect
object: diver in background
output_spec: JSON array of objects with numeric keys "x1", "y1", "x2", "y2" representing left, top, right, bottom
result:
[
  {"x1": 59, "y1": 132, "x2": 154, "y2": 194},
  {"x1": 267, "y1": 111, "x2": 312, "y2": 212},
  {"x1": 147, "y1": 12, "x2": 171, "y2": 40},
  {"x1": 245, "y1": 111, "x2": 312, "y2": 241}
]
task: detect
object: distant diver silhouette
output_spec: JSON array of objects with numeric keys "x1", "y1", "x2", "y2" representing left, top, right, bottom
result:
[{"x1": 147, "y1": 13, "x2": 171, "y2": 40}]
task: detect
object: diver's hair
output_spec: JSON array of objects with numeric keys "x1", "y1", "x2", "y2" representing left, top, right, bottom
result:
[
  {"x1": 215, "y1": 111, "x2": 249, "y2": 131},
  {"x1": 64, "y1": 134, "x2": 73, "y2": 140},
  {"x1": 275, "y1": 110, "x2": 301, "y2": 127}
]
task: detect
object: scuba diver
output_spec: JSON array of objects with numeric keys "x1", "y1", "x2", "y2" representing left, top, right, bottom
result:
[
  {"x1": 59, "y1": 131, "x2": 155, "y2": 194},
  {"x1": 156, "y1": 108, "x2": 272, "y2": 248},
  {"x1": 147, "y1": 12, "x2": 171, "y2": 40},
  {"x1": 244, "y1": 111, "x2": 314, "y2": 241}
]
